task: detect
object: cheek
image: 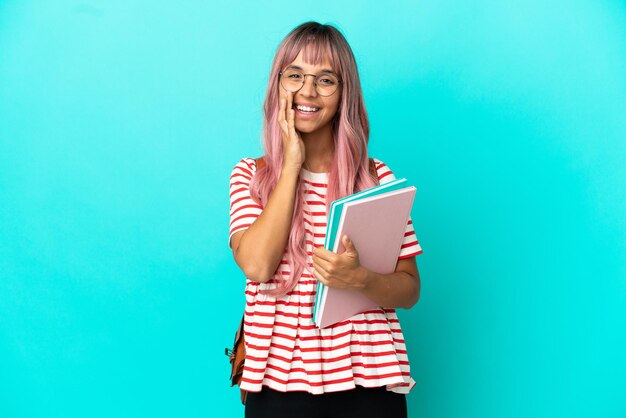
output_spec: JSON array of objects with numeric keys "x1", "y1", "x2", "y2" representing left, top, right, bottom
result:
[{"x1": 324, "y1": 100, "x2": 341, "y2": 118}]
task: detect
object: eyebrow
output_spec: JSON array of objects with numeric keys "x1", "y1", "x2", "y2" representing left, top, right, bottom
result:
[{"x1": 286, "y1": 65, "x2": 337, "y2": 74}]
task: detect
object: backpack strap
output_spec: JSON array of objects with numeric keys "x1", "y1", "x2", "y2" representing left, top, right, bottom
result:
[{"x1": 255, "y1": 156, "x2": 378, "y2": 184}]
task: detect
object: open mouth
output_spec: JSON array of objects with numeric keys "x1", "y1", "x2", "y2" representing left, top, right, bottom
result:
[{"x1": 292, "y1": 104, "x2": 321, "y2": 114}]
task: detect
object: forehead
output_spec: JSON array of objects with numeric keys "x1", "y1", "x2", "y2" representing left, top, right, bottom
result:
[{"x1": 287, "y1": 48, "x2": 335, "y2": 73}]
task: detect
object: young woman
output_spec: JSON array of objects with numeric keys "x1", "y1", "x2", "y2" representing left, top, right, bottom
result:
[{"x1": 228, "y1": 21, "x2": 423, "y2": 418}]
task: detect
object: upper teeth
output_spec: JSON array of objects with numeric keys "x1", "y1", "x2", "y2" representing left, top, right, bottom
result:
[{"x1": 296, "y1": 105, "x2": 319, "y2": 112}]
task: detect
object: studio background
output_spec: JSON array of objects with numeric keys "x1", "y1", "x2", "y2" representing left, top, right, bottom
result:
[{"x1": 1, "y1": 1, "x2": 625, "y2": 417}]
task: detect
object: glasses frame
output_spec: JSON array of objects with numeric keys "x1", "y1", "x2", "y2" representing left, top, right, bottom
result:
[{"x1": 278, "y1": 69, "x2": 342, "y2": 97}]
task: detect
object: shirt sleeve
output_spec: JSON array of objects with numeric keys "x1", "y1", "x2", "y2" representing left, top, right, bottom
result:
[
  {"x1": 373, "y1": 158, "x2": 423, "y2": 259},
  {"x1": 228, "y1": 158, "x2": 264, "y2": 247}
]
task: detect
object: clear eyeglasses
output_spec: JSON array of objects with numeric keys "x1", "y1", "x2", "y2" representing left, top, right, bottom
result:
[{"x1": 278, "y1": 68, "x2": 342, "y2": 97}]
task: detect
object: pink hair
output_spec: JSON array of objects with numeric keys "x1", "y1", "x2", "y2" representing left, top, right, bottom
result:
[{"x1": 248, "y1": 21, "x2": 377, "y2": 297}]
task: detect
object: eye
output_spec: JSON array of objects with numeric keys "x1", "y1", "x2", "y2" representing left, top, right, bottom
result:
[
  {"x1": 319, "y1": 77, "x2": 336, "y2": 85},
  {"x1": 288, "y1": 73, "x2": 302, "y2": 79}
]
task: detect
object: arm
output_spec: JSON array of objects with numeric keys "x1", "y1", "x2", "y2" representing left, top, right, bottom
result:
[
  {"x1": 230, "y1": 166, "x2": 300, "y2": 283},
  {"x1": 358, "y1": 256, "x2": 420, "y2": 309},
  {"x1": 230, "y1": 89, "x2": 304, "y2": 283}
]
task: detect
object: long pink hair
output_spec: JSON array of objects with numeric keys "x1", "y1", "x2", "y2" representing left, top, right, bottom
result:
[{"x1": 249, "y1": 21, "x2": 377, "y2": 297}]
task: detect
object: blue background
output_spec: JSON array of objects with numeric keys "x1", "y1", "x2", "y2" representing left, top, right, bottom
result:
[{"x1": 1, "y1": 1, "x2": 625, "y2": 417}]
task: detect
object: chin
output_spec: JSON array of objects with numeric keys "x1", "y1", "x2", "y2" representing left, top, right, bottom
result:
[
  {"x1": 296, "y1": 119, "x2": 330, "y2": 133},
  {"x1": 295, "y1": 124, "x2": 316, "y2": 133}
]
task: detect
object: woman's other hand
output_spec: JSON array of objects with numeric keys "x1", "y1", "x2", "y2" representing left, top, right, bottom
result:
[
  {"x1": 278, "y1": 90, "x2": 305, "y2": 174},
  {"x1": 311, "y1": 235, "x2": 368, "y2": 290}
]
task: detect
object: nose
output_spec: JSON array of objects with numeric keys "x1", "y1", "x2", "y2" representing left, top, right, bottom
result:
[{"x1": 299, "y1": 74, "x2": 318, "y2": 97}]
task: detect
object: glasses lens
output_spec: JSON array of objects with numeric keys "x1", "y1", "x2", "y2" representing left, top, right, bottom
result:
[
  {"x1": 280, "y1": 69, "x2": 340, "y2": 96},
  {"x1": 315, "y1": 73, "x2": 339, "y2": 96},
  {"x1": 280, "y1": 69, "x2": 304, "y2": 92}
]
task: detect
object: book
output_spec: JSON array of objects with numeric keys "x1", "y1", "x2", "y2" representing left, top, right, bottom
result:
[{"x1": 313, "y1": 180, "x2": 416, "y2": 328}]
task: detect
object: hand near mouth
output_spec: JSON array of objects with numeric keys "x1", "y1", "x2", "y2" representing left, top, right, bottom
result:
[{"x1": 278, "y1": 90, "x2": 305, "y2": 174}]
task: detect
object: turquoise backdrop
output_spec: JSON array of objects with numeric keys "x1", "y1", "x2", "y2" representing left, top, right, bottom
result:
[{"x1": 1, "y1": 1, "x2": 624, "y2": 417}]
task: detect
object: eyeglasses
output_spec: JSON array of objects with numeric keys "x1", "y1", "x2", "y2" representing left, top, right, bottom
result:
[{"x1": 278, "y1": 68, "x2": 342, "y2": 97}]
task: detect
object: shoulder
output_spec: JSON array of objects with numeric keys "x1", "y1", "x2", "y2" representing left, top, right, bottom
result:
[
  {"x1": 371, "y1": 157, "x2": 386, "y2": 171},
  {"x1": 231, "y1": 157, "x2": 258, "y2": 175},
  {"x1": 370, "y1": 157, "x2": 395, "y2": 183},
  {"x1": 229, "y1": 158, "x2": 259, "y2": 185}
]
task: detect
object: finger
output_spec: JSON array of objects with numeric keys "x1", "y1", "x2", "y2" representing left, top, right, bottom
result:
[
  {"x1": 313, "y1": 254, "x2": 333, "y2": 274},
  {"x1": 278, "y1": 97, "x2": 285, "y2": 124},
  {"x1": 314, "y1": 246, "x2": 335, "y2": 262},
  {"x1": 287, "y1": 90, "x2": 293, "y2": 116},
  {"x1": 312, "y1": 265, "x2": 330, "y2": 286},
  {"x1": 287, "y1": 91, "x2": 295, "y2": 127},
  {"x1": 278, "y1": 98, "x2": 289, "y2": 134},
  {"x1": 288, "y1": 107, "x2": 296, "y2": 136},
  {"x1": 342, "y1": 235, "x2": 356, "y2": 253}
]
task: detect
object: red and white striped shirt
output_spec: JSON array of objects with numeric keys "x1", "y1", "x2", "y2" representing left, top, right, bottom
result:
[{"x1": 228, "y1": 157, "x2": 423, "y2": 395}]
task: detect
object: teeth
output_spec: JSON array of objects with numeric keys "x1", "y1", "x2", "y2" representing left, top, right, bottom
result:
[{"x1": 295, "y1": 104, "x2": 319, "y2": 112}]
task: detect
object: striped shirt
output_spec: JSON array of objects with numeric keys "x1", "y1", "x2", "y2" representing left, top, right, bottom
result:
[{"x1": 228, "y1": 157, "x2": 423, "y2": 394}]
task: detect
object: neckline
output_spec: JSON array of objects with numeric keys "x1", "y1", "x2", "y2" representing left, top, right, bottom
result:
[{"x1": 300, "y1": 167, "x2": 329, "y2": 181}]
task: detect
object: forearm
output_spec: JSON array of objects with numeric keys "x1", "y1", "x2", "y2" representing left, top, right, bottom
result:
[
  {"x1": 234, "y1": 167, "x2": 300, "y2": 282},
  {"x1": 358, "y1": 267, "x2": 420, "y2": 309}
]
